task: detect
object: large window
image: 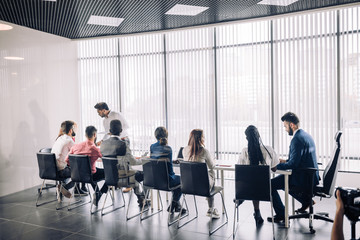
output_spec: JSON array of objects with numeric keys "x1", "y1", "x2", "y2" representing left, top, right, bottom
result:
[{"x1": 78, "y1": 5, "x2": 360, "y2": 170}]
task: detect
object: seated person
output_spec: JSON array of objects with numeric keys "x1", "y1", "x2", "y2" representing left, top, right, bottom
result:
[
  {"x1": 51, "y1": 120, "x2": 77, "y2": 198},
  {"x1": 238, "y1": 125, "x2": 279, "y2": 225},
  {"x1": 183, "y1": 129, "x2": 219, "y2": 219},
  {"x1": 100, "y1": 119, "x2": 148, "y2": 207},
  {"x1": 268, "y1": 112, "x2": 319, "y2": 223},
  {"x1": 66, "y1": 126, "x2": 107, "y2": 206},
  {"x1": 150, "y1": 126, "x2": 186, "y2": 214}
]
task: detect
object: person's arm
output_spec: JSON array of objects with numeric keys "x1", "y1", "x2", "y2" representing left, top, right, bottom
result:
[
  {"x1": 117, "y1": 112, "x2": 130, "y2": 131},
  {"x1": 126, "y1": 145, "x2": 142, "y2": 165},
  {"x1": 238, "y1": 148, "x2": 248, "y2": 165},
  {"x1": 331, "y1": 190, "x2": 345, "y2": 240},
  {"x1": 276, "y1": 138, "x2": 303, "y2": 170},
  {"x1": 204, "y1": 149, "x2": 216, "y2": 170}
]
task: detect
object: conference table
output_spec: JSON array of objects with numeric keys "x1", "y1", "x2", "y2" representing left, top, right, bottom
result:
[{"x1": 215, "y1": 164, "x2": 292, "y2": 228}]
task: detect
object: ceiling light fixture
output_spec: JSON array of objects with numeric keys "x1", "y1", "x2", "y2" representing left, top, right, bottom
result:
[
  {"x1": 4, "y1": 56, "x2": 24, "y2": 60},
  {"x1": 165, "y1": 4, "x2": 209, "y2": 16},
  {"x1": 257, "y1": 0, "x2": 299, "y2": 6},
  {"x1": 87, "y1": 15, "x2": 124, "y2": 27},
  {"x1": 0, "y1": 23, "x2": 13, "y2": 31}
]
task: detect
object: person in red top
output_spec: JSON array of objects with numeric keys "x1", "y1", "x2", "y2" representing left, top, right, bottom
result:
[{"x1": 66, "y1": 126, "x2": 108, "y2": 206}]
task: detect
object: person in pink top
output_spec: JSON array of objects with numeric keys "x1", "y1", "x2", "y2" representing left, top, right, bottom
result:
[{"x1": 66, "y1": 126, "x2": 108, "y2": 206}]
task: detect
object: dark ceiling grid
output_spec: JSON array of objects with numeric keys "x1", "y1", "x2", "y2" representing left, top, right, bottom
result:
[{"x1": 0, "y1": 0, "x2": 359, "y2": 39}]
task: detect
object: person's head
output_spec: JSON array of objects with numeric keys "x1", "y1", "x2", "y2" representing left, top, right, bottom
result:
[
  {"x1": 244, "y1": 125, "x2": 265, "y2": 165},
  {"x1": 57, "y1": 120, "x2": 76, "y2": 139},
  {"x1": 281, "y1": 112, "x2": 300, "y2": 136},
  {"x1": 188, "y1": 129, "x2": 205, "y2": 159},
  {"x1": 94, "y1": 102, "x2": 109, "y2": 118},
  {"x1": 110, "y1": 120, "x2": 122, "y2": 136},
  {"x1": 85, "y1": 126, "x2": 97, "y2": 142},
  {"x1": 154, "y1": 126, "x2": 168, "y2": 146}
]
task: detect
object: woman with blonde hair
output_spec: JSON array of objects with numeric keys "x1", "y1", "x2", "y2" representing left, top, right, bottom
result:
[{"x1": 182, "y1": 129, "x2": 219, "y2": 218}]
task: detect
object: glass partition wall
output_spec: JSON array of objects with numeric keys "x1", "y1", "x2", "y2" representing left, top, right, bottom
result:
[{"x1": 78, "y1": 5, "x2": 360, "y2": 172}]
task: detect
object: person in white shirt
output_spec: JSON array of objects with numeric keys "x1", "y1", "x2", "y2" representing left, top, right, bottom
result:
[
  {"x1": 51, "y1": 120, "x2": 77, "y2": 198},
  {"x1": 238, "y1": 125, "x2": 279, "y2": 226},
  {"x1": 182, "y1": 129, "x2": 219, "y2": 219},
  {"x1": 94, "y1": 102, "x2": 130, "y2": 145}
]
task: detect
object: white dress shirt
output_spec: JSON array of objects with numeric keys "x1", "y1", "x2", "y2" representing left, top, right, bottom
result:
[
  {"x1": 51, "y1": 134, "x2": 74, "y2": 170},
  {"x1": 103, "y1": 111, "x2": 130, "y2": 140},
  {"x1": 238, "y1": 145, "x2": 279, "y2": 168}
]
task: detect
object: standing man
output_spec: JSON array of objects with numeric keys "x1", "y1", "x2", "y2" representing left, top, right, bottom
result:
[
  {"x1": 268, "y1": 112, "x2": 319, "y2": 223},
  {"x1": 94, "y1": 102, "x2": 130, "y2": 145},
  {"x1": 94, "y1": 102, "x2": 131, "y2": 193}
]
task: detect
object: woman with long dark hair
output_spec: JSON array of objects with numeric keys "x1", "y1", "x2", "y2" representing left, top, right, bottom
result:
[
  {"x1": 183, "y1": 129, "x2": 219, "y2": 218},
  {"x1": 238, "y1": 125, "x2": 279, "y2": 226}
]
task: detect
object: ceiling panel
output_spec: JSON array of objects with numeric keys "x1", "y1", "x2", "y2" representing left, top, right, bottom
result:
[{"x1": 0, "y1": 0, "x2": 359, "y2": 39}]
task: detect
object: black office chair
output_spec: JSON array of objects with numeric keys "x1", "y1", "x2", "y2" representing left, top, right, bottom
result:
[
  {"x1": 36, "y1": 152, "x2": 66, "y2": 209},
  {"x1": 177, "y1": 161, "x2": 228, "y2": 235},
  {"x1": 68, "y1": 154, "x2": 101, "y2": 214},
  {"x1": 289, "y1": 131, "x2": 342, "y2": 233},
  {"x1": 101, "y1": 157, "x2": 147, "y2": 219},
  {"x1": 37, "y1": 148, "x2": 57, "y2": 193},
  {"x1": 233, "y1": 165, "x2": 275, "y2": 239},
  {"x1": 177, "y1": 147, "x2": 184, "y2": 159},
  {"x1": 141, "y1": 158, "x2": 188, "y2": 226}
]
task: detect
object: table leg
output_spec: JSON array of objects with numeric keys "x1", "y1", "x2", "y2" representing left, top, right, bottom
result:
[
  {"x1": 221, "y1": 170, "x2": 224, "y2": 214},
  {"x1": 284, "y1": 175, "x2": 289, "y2": 228},
  {"x1": 151, "y1": 189, "x2": 153, "y2": 210}
]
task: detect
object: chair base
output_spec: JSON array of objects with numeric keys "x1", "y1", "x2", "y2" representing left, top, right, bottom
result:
[
  {"x1": 36, "y1": 180, "x2": 61, "y2": 208},
  {"x1": 101, "y1": 186, "x2": 125, "y2": 216},
  {"x1": 289, "y1": 211, "x2": 333, "y2": 234},
  {"x1": 178, "y1": 192, "x2": 228, "y2": 235}
]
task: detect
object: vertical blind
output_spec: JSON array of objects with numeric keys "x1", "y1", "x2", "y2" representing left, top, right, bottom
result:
[
  {"x1": 273, "y1": 11, "x2": 338, "y2": 164},
  {"x1": 119, "y1": 34, "x2": 165, "y2": 155},
  {"x1": 78, "y1": 38, "x2": 120, "y2": 138},
  {"x1": 78, "y1": 5, "x2": 360, "y2": 169},
  {"x1": 216, "y1": 21, "x2": 271, "y2": 163},
  {"x1": 340, "y1": 6, "x2": 360, "y2": 166},
  {"x1": 166, "y1": 28, "x2": 216, "y2": 158}
]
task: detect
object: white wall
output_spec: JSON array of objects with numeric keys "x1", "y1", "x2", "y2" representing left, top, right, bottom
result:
[{"x1": 0, "y1": 21, "x2": 80, "y2": 197}]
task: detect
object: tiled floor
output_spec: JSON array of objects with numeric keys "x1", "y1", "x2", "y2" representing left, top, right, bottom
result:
[{"x1": 0, "y1": 179, "x2": 359, "y2": 240}]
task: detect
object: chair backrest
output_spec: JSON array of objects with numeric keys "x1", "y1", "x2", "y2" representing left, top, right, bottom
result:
[
  {"x1": 321, "y1": 131, "x2": 342, "y2": 196},
  {"x1": 102, "y1": 157, "x2": 119, "y2": 187},
  {"x1": 179, "y1": 161, "x2": 210, "y2": 197},
  {"x1": 68, "y1": 154, "x2": 93, "y2": 183},
  {"x1": 36, "y1": 152, "x2": 58, "y2": 180},
  {"x1": 177, "y1": 147, "x2": 184, "y2": 159},
  {"x1": 143, "y1": 158, "x2": 170, "y2": 191},
  {"x1": 39, "y1": 148, "x2": 52, "y2": 153},
  {"x1": 235, "y1": 165, "x2": 271, "y2": 202}
]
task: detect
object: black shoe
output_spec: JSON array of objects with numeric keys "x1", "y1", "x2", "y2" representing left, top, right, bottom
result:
[
  {"x1": 92, "y1": 192, "x2": 102, "y2": 207},
  {"x1": 296, "y1": 200, "x2": 315, "y2": 213},
  {"x1": 173, "y1": 202, "x2": 187, "y2": 214},
  {"x1": 267, "y1": 215, "x2": 285, "y2": 223},
  {"x1": 254, "y1": 212, "x2": 264, "y2": 226},
  {"x1": 74, "y1": 188, "x2": 88, "y2": 196}
]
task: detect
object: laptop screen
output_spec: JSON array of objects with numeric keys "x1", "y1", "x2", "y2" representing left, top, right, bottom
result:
[{"x1": 177, "y1": 147, "x2": 184, "y2": 159}]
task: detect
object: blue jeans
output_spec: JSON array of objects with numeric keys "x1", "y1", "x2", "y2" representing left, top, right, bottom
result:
[
  {"x1": 271, "y1": 175, "x2": 309, "y2": 217},
  {"x1": 169, "y1": 175, "x2": 182, "y2": 202}
]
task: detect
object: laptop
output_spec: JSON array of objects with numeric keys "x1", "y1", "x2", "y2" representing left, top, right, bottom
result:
[{"x1": 176, "y1": 147, "x2": 184, "y2": 160}]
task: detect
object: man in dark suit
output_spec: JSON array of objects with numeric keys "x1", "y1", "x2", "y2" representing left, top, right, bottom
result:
[
  {"x1": 100, "y1": 120, "x2": 148, "y2": 207},
  {"x1": 268, "y1": 112, "x2": 319, "y2": 223}
]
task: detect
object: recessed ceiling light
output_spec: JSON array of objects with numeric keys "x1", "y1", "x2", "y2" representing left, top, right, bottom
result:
[
  {"x1": 0, "y1": 23, "x2": 13, "y2": 31},
  {"x1": 258, "y1": 0, "x2": 299, "y2": 6},
  {"x1": 165, "y1": 4, "x2": 209, "y2": 16},
  {"x1": 87, "y1": 15, "x2": 124, "y2": 27},
  {"x1": 42, "y1": 0, "x2": 57, "y2": 2},
  {"x1": 4, "y1": 56, "x2": 24, "y2": 60},
  {"x1": 11, "y1": 72, "x2": 18, "y2": 75}
]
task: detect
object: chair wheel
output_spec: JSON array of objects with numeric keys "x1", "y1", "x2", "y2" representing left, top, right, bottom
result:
[{"x1": 310, "y1": 229, "x2": 316, "y2": 234}]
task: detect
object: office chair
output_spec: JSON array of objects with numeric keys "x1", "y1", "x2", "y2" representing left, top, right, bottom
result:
[
  {"x1": 37, "y1": 148, "x2": 57, "y2": 193},
  {"x1": 289, "y1": 131, "x2": 342, "y2": 233},
  {"x1": 141, "y1": 158, "x2": 188, "y2": 226},
  {"x1": 36, "y1": 152, "x2": 66, "y2": 209},
  {"x1": 177, "y1": 161, "x2": 228, "y2": 235},
  {"x1": 68, "y1": 154, "x2": 101, "y2": 214},
  {"x1": 233, "y1": 165, "x2": 275, "y2": 239}
]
